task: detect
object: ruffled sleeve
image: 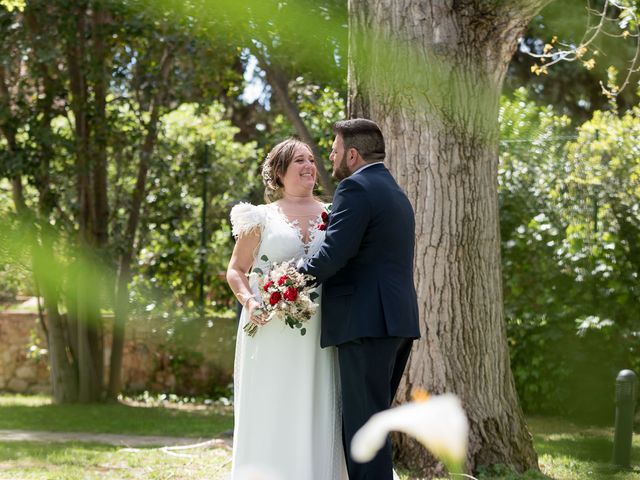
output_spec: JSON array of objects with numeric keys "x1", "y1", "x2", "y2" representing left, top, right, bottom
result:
[{"x1": 229, "y1": 202, "x2": 265, "y2": 239}]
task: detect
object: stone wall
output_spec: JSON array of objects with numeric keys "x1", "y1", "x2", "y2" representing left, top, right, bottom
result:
[
  {"x1": 0, "y1": 313, "x2": 50, "y2": 394},
  {"x1": 0, "y1": 312, "x2": 237, "y2": 396}
]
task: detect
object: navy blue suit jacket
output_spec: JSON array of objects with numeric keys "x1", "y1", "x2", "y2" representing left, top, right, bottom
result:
[{"x1": 302, "y1": 163, "x2": 421, "y2": 347}]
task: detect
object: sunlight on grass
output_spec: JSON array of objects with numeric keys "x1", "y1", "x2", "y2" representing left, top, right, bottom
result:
[
  {"x1": 0, "y1": 394, "x2": 233, "y2": 438},
  {"x1": 1, "y1": 396, "x2": 638, "y2": 479},
  {"x1": 0, "y1": 441, "x2": 232, "y2": 480},
  {"x1": 0, "y1": 394, "x2": 51, "y2": 407},
  {"x1": 393, "y1": 416, "x2": 639, "y2": 479},
  {"x1": 532, "y1": 416, "x2": 640, "y2": 480}
]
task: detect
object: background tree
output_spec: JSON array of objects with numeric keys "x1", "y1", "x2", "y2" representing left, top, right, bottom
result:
[
  {"x1": 507, "y1": 0, "x2": 640, "y2": 120},
  {"x1": 148, "y1": 0, "x2": 348, "y2": 194},
  {"x1": 243, "y1": 0, "x2": 346, "y2": 194},
  {"x1": 0, "y1": 0, "x2": 244, "y2": 402},
  {"x1": 347, "y1": 0, "x2": 555, "y2": 474},
  {"x1": 129, "y1": 103, "x2": 258, "y2": 352},
  {"x1": 500, "y1": 95, "x2": 640, "y2": 421},
  {"x1": 2, "y1": 2, "x2": 638, "y2": 476}
]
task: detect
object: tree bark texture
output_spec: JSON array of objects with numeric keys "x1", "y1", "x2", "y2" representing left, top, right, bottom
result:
[
  {"x1": 90, "y1": 3, "x2": 110, "y2": 249},
  {"x1": 66, "y1": 2, "x2": 108, "y2": 402},
  {"x1": 35, "y1": 241, "x2": 79, "y2": 403},
  {"x1": 348, "y1": 0, "x2": 551, "y2": 474}
]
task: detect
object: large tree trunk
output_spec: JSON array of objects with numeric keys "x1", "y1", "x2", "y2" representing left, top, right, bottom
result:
[
  {"x1": 91, "y1": 4, "x2": 109, "y2": 250},
  {"x1": 3, "y1": 3, "x2": 80, "y2": 403},
  {"x1": 66, "y1": 3, "x2": 103, "y2": 403},
  {"x1": 34, "y1": 237, "x2": 80, "y2": 403},
  {"x1": 86, "y1": 1, "x2": 110, "y2": 402},
  {"x1": 348, "y1": 0, "x2": 551, "y2": 475}
]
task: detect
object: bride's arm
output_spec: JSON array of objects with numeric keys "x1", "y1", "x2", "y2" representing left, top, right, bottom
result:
[{"x1": 226, "y1": 231, "x2": 266, "y2": 324}]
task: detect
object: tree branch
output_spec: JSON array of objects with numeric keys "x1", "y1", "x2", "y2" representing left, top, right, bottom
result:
[
  {"x1": 108, "y1": 42, "x2": 176, "y2": 399},
  {"x1": 256, "y1": 55, "x2": 335, "y2": 195}
]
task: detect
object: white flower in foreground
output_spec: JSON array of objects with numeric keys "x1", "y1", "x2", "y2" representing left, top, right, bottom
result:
[{"x1": 351, "y1": 393, "x2": 468, "y2": 474}]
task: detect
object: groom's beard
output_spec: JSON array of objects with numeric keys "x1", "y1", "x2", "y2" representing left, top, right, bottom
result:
[{"x1": 333, "y1": 151, "x2": 351, "y2": 181}]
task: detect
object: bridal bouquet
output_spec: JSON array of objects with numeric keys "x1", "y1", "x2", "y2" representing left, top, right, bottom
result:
[{"x1": 244, "y1": 256, "x2": 319, "y2": 337}]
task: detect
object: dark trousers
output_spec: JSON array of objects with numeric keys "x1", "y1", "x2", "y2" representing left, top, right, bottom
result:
[{"x1": 338, "y1": 336, "x2": 414, "y2": 480}]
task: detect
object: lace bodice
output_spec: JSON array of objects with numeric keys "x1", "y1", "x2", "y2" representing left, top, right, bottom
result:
[{"x1": 230, "y1": 202, "x2": 326, "y2": 271}]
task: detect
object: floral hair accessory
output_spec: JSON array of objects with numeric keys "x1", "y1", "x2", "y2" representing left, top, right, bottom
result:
[{"x1": 261, "y1": 153, "x2": 276, "y2": 189}]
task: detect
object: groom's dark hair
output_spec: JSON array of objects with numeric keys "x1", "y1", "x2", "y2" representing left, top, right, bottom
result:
[{"x1": 333, "y1": 118, "x2": 385, "y2": 162}]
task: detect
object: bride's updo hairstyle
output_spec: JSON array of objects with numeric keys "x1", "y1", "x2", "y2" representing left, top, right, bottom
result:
[{"x1": 261, "y1": 138, "x2": 313, "y2": 203}]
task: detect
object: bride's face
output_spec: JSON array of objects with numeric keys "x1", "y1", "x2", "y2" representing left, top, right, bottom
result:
[{"x1": 281, "y1": 145, "x2": 316, "y2": 193}]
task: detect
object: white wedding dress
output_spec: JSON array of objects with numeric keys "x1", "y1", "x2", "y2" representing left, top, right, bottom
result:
[{"x1": 229, "y1": 202, "x2": 349, "y2": 480}]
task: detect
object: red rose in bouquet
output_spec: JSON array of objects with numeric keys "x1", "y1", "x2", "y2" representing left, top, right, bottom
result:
[
  {"x1": 243, "y1": 257, "x2": 319, "y2": 337},
  {"x1": 269, "y1": 291, "x2": 282, "y2": 305},
  {"x1": 283, "y1": 287, "x2": 298, "y2": 302}
]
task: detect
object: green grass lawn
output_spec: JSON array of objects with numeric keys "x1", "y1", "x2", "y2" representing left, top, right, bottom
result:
[
  {"x1": 397, "y1": 416, "x2": 640, "y2": 480},
  {"x1": 0, "y1": 441, "x2": 232, "y2": 479},
  {"x1": 0, "y1": 394, "x2": 233, "y2": 438},
  {"x1": 0, "y1": 394, "x2": 638, "y2": 479},
  {"x1": 527, "y1": 415, "x2": 640, "y2": 480}
]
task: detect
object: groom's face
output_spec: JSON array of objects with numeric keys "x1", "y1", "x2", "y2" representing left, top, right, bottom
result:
[{"x1": 330, "y1": 134, "x2": 351, "y2": 181}]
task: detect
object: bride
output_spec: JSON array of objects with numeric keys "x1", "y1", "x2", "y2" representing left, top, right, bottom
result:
[{"x1": 226, "y1": 139, "x2": 349, "y2": 479}]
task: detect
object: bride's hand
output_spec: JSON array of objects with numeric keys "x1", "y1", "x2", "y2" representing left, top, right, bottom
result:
[{"x1": 247, "y1": 298, "x2": 269, "y2": 326}]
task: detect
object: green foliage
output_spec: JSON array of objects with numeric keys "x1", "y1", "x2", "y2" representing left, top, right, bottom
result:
[
  {"x1": 500, "y1": 89, "x2": 640, "y2": 419},
  {"x1": 0, "y1": 0, "x2": 24, "y2": 12},
  {"x1": 265, "y1": 79, "x2": 346, "y2": 196},
  {"x1": 507, "y1": 0, "x2": 640, "y2": 119},
  {"x1": 500, "y1": 89, "x2": 574, "y2": 414},
  {"x1": 145, "y1": 0, "x2": 347, "y2": 88},
  {"x1": 0, "y1": 0, "x2": 258, "y2": 400},
  {"x1": 0, "y1": 183, "x2": 31, "y2": 300},
  {"x1": 129, "y1": 103, "x2": 258, "y2": 324}
]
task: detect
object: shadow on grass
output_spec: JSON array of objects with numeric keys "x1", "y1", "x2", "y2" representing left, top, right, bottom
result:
[
  {"x1": 0, "y1": 440, "x2": 232, "y2": 480},
  {"x1": 0, "y1": 399, "x2": 233, "y2": 438},
  {"x1": 534, "y1": 431, "x2": 640, "y2": 479},
  {"x1": 0, "y1": 440, "x2": 119, "y2": 461},
  {"x1": 535, "y1": 434, "x2": 640, "y2": 462}
]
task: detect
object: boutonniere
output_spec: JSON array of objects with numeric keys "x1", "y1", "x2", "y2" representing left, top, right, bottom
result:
[{"x1": 317, "y1": 204, "x2": 332, "y2": 231}]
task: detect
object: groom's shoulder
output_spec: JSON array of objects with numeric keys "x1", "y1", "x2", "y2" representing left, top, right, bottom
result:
[
  {"x1": 350, "y1": 164, "x2": 395, "y2": 189},
  {"x1": 337, "y1": 174, "x2": 366, "y2": 191}
]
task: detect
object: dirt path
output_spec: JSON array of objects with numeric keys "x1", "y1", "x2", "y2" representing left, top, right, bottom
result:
[{"x1": 0, "y1": 429, "x2": 232, "y2": 449}]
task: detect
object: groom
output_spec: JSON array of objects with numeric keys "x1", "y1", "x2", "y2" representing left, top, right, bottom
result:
[{"x1": 302, "y1": 118, "x2": 420, "y2": 480}]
